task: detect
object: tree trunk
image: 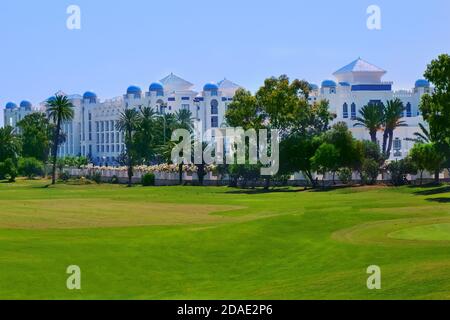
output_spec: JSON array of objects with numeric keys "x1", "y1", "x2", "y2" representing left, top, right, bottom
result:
[
  {"x1": 420, "y1": 171, "x2": 423, "y2": 186},
  {"x1": 264, "y1": 177, "x2": 270, "y2": 190},
  {"x1": 51, "y1": 119, "x2": 61, "y2": 185},
  {"x1": 229, "y1": 176, "x2": 238, "y2": 188},
  {"x1": 126, "y1": 130, "x2": 133, "y2": 187},
  {"x1": 435, "y1": 169, "x2": 440, "y2": 184},
  {"x1": 370, "y1": 130, "x2": 377, "y2": 144},
  {"x1": 197, "y1": 164, "x2": 205, "y2": 186},
  {"x1": 386, "y1": 131, "x2": 394, "y2": 159},
  {"x1": 127, "y1": 165, "x2": 133, "y2": 187},
  {"x1": 382, "y1": 131, "x2": 389, "y2": 158},
  {"x1": 179, "y1": 163, "x2": 183, "y2": 185},
  {"x1": 304, "y1": 170, "x2": 316, "y2": 189}
]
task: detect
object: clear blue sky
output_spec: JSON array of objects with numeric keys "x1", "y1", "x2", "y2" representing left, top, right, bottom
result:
[{"x1": 1, "y1": 0, "x2": 449, "y2": 125}]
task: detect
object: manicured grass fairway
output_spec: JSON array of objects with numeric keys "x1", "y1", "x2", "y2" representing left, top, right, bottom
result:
[{"x1": 0, "y1": 180, "x2": 450, "y2": 300}]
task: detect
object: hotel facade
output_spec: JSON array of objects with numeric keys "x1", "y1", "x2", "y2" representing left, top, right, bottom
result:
[{"x1": 3, "y1": 58, "x2": 432, "y2": 165}]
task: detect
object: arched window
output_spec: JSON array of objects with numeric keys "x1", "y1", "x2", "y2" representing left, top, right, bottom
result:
[
  {"x1": 211, "y1": 99, "x2": 219, "y2": 115},
  {"x1": 351, "y1": 103, "x2": 357, "y2": 120},
  {"x1": 343, "y1": 103, "x2": 349, "y2": 119},
  {"x1": 406, "y1": 103, "x2": 412, "y2": 117}
]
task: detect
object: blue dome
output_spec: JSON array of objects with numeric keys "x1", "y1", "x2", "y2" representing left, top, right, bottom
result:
[
  {"x1": 322, "y1": 80, "x2": 337, "y2": 88},
  {"x1": 127, "y1": 86, "x2": 142, "y2": 95},
  {"x1": 149, "y1": 82, "x2": 164, "y2": 92},
  {"x1": 415, "y1": 79, "x2": 430, "y2": 88},
  {"x1": 47, "y1": 96, "x2": 56, "y2": 103},
  {"x1": 83, "y1": 91, "x2": 97, "y2": 100},
  {"x1": 203, "y1": 83, "x2": 219, "y2": 91},
  {"x1": 339, "y1": 82, "x2": 351, "y2": 87},
  {"x1": 309, "y1": 84, "x2": 319, "y2": 90},
  {"x1": 20, "y1": 100, "x2": 32, "y2": 109},
  {"x1": 5, "y1": 102, "x2": 17, "y2": 109}
]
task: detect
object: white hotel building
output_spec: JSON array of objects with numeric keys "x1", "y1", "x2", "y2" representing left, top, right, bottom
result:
[{"x1": 3, "y1": 58, "x2": 432, "y2": 165}]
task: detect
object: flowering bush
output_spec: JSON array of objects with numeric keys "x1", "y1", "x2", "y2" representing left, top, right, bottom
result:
[{"x1": 79, "y1": 164, "x2": 217, "y2": 175}]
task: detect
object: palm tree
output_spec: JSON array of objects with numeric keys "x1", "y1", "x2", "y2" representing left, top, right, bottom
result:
[
  {"x1": 136, "y1": 106, "x2": 157, "y2": 164},
  {"x1": 405, "y1": 123, "x2": 431, "y2": 143},
  {"x1": 354, "y1": 103, "x2": 384, "y2": 143},
  {"x1": 174, "y1": 109, "x2": 194, "y2": 131},
  {"x1": 406, "y1": 123, "x2": 447, "y2": 183},
  {"x1": 46, "y1": 94, "x2": 74, "y2": 185},
  {"x1": 383, "y1": 98, "x2": 406, "y2": 158},
  {"x1": 116, "y1": 108, "x2": 140, "y2": 186},
  {"x1": 0, "y1": 126, "x2": 21, "y2": 162},
  {"x1": 173, "y1": 109, "x2": 194, "y2": 184}
]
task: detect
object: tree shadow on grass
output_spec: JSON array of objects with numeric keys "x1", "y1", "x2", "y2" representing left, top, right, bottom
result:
[
  {"x1": 425, "y1": 197, "x2": 450, "y2": 203},
  {"x1": 310, "y1": 185, "x2": 355, "y2": 192},
  {"x1": 225, "y1": 187, "x2": 309, "y2": 195},
  {"x1": 413, "y1": 185, "x2": 450, "y2": 196},
  {"x1": 225, "y1": 184, "x2": 362, "y2": 195}
]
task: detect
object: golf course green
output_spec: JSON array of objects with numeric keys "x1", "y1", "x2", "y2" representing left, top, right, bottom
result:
[{"x1": 0, "y1": 180, "x2": 449, "y2": 300}]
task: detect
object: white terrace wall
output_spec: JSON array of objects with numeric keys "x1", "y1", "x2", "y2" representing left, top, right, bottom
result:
[{"x1": 62, "y1": 167, "x2": 449, "y2": 186}]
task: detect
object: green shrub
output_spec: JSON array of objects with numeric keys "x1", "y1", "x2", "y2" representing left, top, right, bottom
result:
[
  {"x1": 361, "y1": 159, "x2": 380, "y2": 185},
  {"x1": 142, "y1": 173, "x2": 155, "y2": 186},
  {"x1": 91, "y1": 171, "x2": 102, "y2": 184},
  {"x1": 387, "y1": 158, "x2": 417, "y2": 186},
  {"x1": 59, "y1": 171, "x2": 70, "y2": 182},
  {"x1": 110, "y1": 175, "x2": 120, "y2": 184},
  {"x1": 0, "y1": 159, "x2": 17, "y2": 182},
  {"x1": 338, "y1": 168, "x2": 353, "y2": 185},
  {"x1": 18, "y1": 157, "x2": 44, "y2": 179}
]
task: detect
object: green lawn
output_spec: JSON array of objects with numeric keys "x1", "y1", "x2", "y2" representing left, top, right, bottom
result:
[{"x1": 0, "y1": 180, "x2": 450, "y2": 300}]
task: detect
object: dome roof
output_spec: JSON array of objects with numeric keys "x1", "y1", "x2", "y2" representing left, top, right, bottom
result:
[
  {"x1": 149, "y1": 82, "x2": 164, "y2": 91},
  {"x1": 322, "y1": 80, "x2": 337, "y2": 88},
  {"x1": 127, "y1": 86, "x2": 142, "y2": 94},
  {"x1": 47, "y1": 96, "x2": 56, "y2": 103},
  {"x1": 339, "y1": 82, "x2": 351, "y2": 87},
  {"x1": 20, "y1": 100, "x2": 32, "y2": 109},
  {"x1": 5, "y1": 102, "x2": 17, "y2": 109},
  {"x1": 83, "y1": 91, "x2": 97, "y2": 100},
  {"x1": 415, "y1": 79, "x2": 430, "y2": 88},
  {"x1": 309, "y1": 84, "x2": 319, "y2": 90},
  {"x1": 203, "y1": 83, "x2": 219, "y2": 91}
]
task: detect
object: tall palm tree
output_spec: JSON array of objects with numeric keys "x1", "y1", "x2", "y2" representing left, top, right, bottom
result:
[
  {"x1": 383, "y1": 98, "x2": 406, "y2": 158},
  {"x1": 354, "y1": 103, "x2": 384, "y2": 143},
  {"x1": 0, "y1": 126, "x2": 21, "y2": 162},
  {"x1": 136, "y1": 106, "x2": 157, "y2": 164},
  {"x1": 173, "y1": 109, "x2": 194, "y2": 184},
  {"x1": 46, "y1": 94, "x2": 74, "y2": 185},
  {"x1": 116, "y1": 108, "x2": 140, "y2": 186}
]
